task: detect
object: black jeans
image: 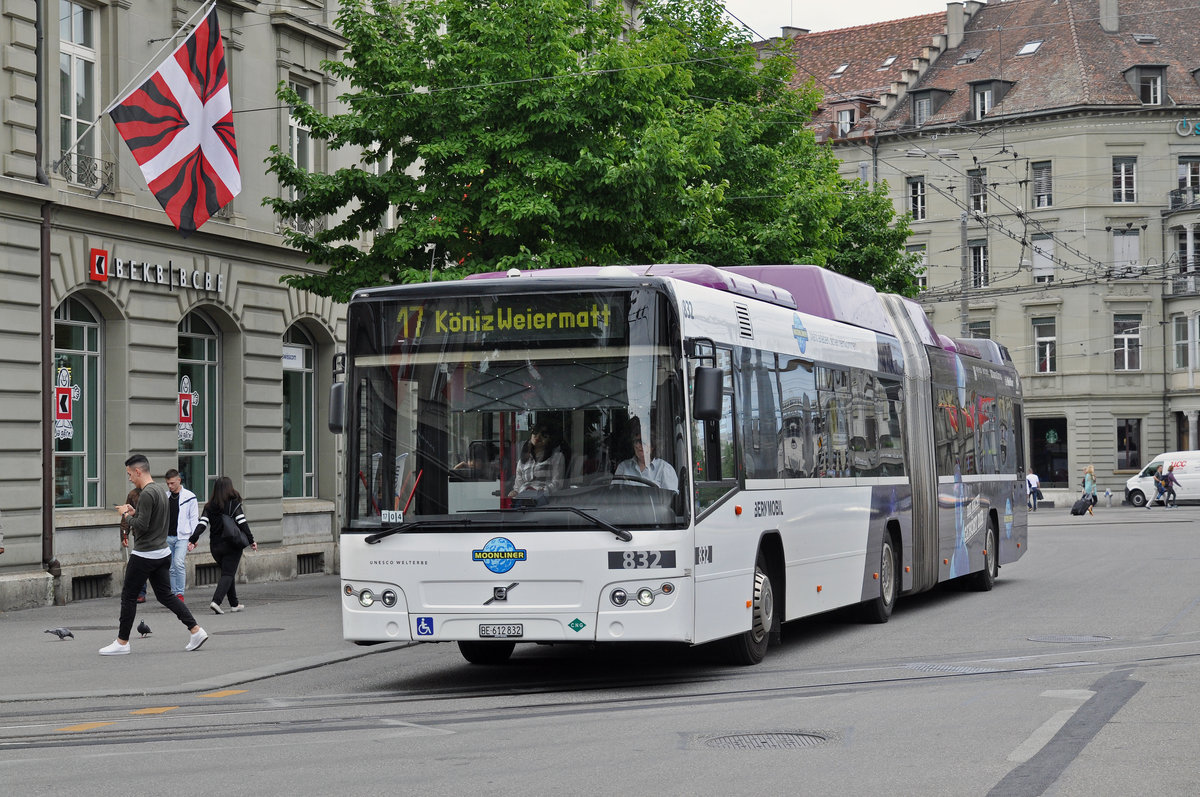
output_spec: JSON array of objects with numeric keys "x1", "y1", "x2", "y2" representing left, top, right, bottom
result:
[
  {"x1": 211, "y1": 544, "x2": 243, "y2": 607},
  {"x1": 120, "y1": 553, "x2": 197, "y2": 640}
]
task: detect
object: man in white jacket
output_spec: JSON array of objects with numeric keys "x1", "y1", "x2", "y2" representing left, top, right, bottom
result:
[{"x1": 164, "y1": 468, "x2": 199, "y2": 600}]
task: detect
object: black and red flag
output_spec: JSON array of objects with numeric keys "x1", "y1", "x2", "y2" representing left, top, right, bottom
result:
[{"x1": 109, "y1": 5, "x2": 240, "y2": 236}]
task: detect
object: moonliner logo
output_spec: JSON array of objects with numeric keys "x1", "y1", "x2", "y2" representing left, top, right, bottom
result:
[
  {"x1": 472, "y1": 537, "x2": 528, "y2": 574},
  {"x1": 792, "y1": 314, "x2": 809, "y2": 354}
]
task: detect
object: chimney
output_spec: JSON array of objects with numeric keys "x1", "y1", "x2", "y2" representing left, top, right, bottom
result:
[
  {"x1": 946, "y1": 2, "x2": 965, "y2": 50},
  {"x1": 1100, "y1": 0, "x2": 1118, "y2": 33},
  {"x1": 781, "y1": 26, "x2": 809, "y2": 38}
]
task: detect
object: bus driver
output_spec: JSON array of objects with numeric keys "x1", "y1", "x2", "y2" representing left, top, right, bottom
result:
[{"x1": 614, "y1": 418, "x2": 678, "y2": 492}]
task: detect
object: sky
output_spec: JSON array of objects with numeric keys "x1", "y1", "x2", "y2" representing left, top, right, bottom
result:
[{"x1": 720, "y1": 0, "x2": 953, "y2": 39}]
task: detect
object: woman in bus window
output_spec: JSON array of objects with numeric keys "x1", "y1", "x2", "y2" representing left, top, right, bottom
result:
[{"x1": 509, "y1": 423, "x2": 564, "y2": 502}]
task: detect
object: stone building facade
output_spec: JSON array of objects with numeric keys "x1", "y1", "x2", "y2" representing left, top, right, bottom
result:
[
  {"x1": 792, "y1": 0, "x2": 1200, "y2": 498},
  {"x1": 0, "y1": 0, "x2": 352, "y2": 608}
]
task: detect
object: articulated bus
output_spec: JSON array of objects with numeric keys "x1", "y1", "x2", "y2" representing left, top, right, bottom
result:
[{"x1": 331, "y1": 264, "x2": 1027, "y2": 665}]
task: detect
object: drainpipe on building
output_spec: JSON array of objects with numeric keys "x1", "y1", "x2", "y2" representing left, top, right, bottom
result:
[
  {"x1": 959, "y1": 211, "x2": 969, "y2": 336},
  {"x1": 34, "y1": 0, "x2": 61, "y2": 583}
]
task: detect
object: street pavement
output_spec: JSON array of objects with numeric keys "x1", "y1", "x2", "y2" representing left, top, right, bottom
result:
[
  {"x1": 0, "y1": 573, "x2": 409, "y2": 703},
  {"x1": 0, "y1": 503, "x2": 1182, "y2": 703}
]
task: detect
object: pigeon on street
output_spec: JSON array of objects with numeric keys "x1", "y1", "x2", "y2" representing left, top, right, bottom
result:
[
  {"x1": 45, "y1": 628, "x2": 74, "y2": 640},
  {"x1": 137, "y1": 620, "x2": 152, "y2": 637}
]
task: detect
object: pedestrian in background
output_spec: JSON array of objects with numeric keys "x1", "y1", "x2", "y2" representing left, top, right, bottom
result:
[
  {"x1": 1164, "y1": 465, "x2": 1180, "y2": 509},
  {"x1": 1082, "y1": 464, "x2": 1097, "y2": 517},
  {"x1": 164, "y1": 469, "x2": 198, "y2": 600},
  {"x1": 102, "y1": 454, "x2": 208, "y2": 655},
  {"x1": 188, "y1": 476, "x2": 256, "y2": 614},
  {"x1": 1026, "y1": 470, "x2": 1041, "y2": 511},
  {"x1": 1148, "y1": 465, "x2": 1167, "y2": 509}
]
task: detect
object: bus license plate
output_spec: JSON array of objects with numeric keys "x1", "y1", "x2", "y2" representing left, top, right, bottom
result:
[{"x1": 478, "y1": 623, "x2": 523, "y2": 638}]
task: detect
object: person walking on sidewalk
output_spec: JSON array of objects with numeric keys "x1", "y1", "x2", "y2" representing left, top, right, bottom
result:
[
  {"x1": 1148, "y1": 465, "x2": 1167, "y2": 509},
  {"x1": 188, "y1": 476, "x2": 257, "y2": 614},
  {"x1": 164, "y1": 469, "x2": 199, "y2": 600},
  {"x1": 1082, "y1": 465, "x2": 1098, "y2": 516},
  {"x1": 102, "y1": 454, "x2": 208, "y2": 656},
  {"x1": 1026, "y1": 470, "x2": 1041, "y2": 511}
]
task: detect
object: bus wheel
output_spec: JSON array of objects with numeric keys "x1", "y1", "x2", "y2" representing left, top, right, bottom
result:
[
  {"x1": 458, "y1": 641, "x2": 516, "y2": 665},
  {"x1": 1129, "y1": 490, "x2": 1146, "y2": 508},
  {"x1": 860, "y1": 533, "x2": 898, "y2": 623},
  {"x1": 971, "y1": 520, "x2": 999, "y2": 592},
  {"x1": 723, "y1": 554, "x2": 774, "y2": 666}
]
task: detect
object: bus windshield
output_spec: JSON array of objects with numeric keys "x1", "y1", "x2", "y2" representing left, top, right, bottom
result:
[{"x1": 344, "y1": 286, "x2": 687, "y2": 531}]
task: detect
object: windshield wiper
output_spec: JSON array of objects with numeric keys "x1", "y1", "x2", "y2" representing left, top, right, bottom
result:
[
  {"x1": 487, "y1": 506, "x2": 632, "y2": 542},
  {"x1": 364, "y1": 518, "x2": 473, "y2": 544}
]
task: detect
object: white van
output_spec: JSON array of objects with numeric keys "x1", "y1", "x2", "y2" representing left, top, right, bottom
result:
[{"x1": 1124, "y1": 450, "x2": 1200, "y2": 506}]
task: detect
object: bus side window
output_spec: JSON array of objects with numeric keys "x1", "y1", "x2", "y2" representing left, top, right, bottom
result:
[{"x1": 692, "y1": 350, "x2": 738, "y2": 514}]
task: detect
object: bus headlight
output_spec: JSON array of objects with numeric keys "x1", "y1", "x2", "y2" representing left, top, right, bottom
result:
[
  {"x1": 358, "y1": 589, "x2": 375, "y2": 607},
  {"x1": 381, "y1": 590, "x2": 398, "y2": 607},
  {"x1": 610, "y1": 588, "x2": 628, "y2": 606},
  {"x1": 636, "y1": 588, "x2": 655, "y2": 606}
]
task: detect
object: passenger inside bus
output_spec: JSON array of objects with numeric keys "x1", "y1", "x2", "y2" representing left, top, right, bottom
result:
[
  {"x1": 613, "y1": 418, "x2": 678, "y2": 492},
  {"x1": 452, "y1": 441, "x2": 496, "y2": 481},
  {"x1": 509, "y1": 422, "x2": 566, "y2": 503}
]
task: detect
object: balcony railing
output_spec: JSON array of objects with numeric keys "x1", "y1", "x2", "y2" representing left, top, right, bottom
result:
[
  {"x1": 55, "y1": 154, "x2": 115, "y2": 193},
  {"x1": 1168, "y1": 187, "x2": 1200, "y2": 211},
  {"x1": 1167, "y1": 273, "x2": 1200, "y2": 296}
]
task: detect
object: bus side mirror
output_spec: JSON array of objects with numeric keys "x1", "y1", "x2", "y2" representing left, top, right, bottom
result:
[
  {"x1": 692, "y1": 366, "x2": 723, "y2": 422},
  {"x1": 328, "y1": 381, "x2": 345, "y2": 434}
]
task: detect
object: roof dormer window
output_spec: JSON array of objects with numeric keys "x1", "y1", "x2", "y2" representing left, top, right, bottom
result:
[
  {"x1": 956, "y1": 48, "x2": 983, "y2": 65},
  {"x1": 1124, "y1": 65, "x2": 1166, "y2": 105},
  {"x1": 879, "y1": 55, "x2": 897, "y2": 69},
  {"x1": 1132, "y1": 33, "x2": 1159, "y2": 45},
  {"x1": 1016, "y1": 40, "x2": 1043, "y2": 56},
  {"x1": 831, "y1": 63, "x2": 849, "y2": 78}
]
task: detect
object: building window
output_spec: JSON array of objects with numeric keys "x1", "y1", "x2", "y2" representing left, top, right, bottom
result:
[
  {"x1": 1174, "y1": 316, "x2": 1190, "y2": 369},
  {"x1": 1113, "y1": 313, "x2": 1142, "y2": 371},
  {"x1": 1032, "y1": 234, "x2": 1055, "y2": 283},
  {"x1": 880, "y1": 55, "x2": 897, "y2": 68},
  {"x1": 59, "y1": 0, "x2": 98, "y2": 184},
  {"x1": 1138, "y1": 69, "x2": 1163, "y2": 105},
  {"x1": 830, "y1": 63, "x2": 848, "y2": 78},
  {"x1": 1113, "y1": 229, "x2": 1140, "y2": 269},
  {"x1": 969, "y1": 240, "x2": 989, "y2": 287},
  {"x1": 913, "y1": 96, "x2": 931, "y2": 126},
  {"x1": 53, "y1": 296, "x2": 101, "y2": 508},
  {"x1": 968, "y1": 321, "x2": 990, "y2": 339},
  {"x1": 178, "y1": 313, "x2": 220, "y2": 502},
  {"x1": 1017, "y1": 40, "x2": 1043, "y2": 56},
  {"x1": 1113, "y1": 156, "x2": 1137, "y2": 203},
  {"x1": 1177, "y1": 231, "x2": 1196, "y2": 271},
  {"x1": 1180, "y1": 156, "x2": 1200, "y2": 191},
  {"x1": 1032, "y1": 161, "x2": 1052, "y2": 208},
  {"x1": 906, "y1": 244, "x2": 928, "y2": 290},
  {"x1": 1117, "y1": 418, "x2": 1142, "y2": 470},
  {"x1": 287, "y1": 81, "x2": 313, "y2": 202},
  {"x1": 907, "y1": 176, "x2": 926, "y2": 220},
  {"x1": 973, "y1": 86, "x2": 993, "y2": 120},
  {"x1": 968, "y1": 168, "x2": 987, "y2": 213},
  {"x1": 836, "y1": 108, "x2": 855, "y2": 137},
  {"x1": 283, "y1": 325, "x2": 316, "y2": 498},
  {"x1": 1033, "y1": 317, "x2": 1056, "y2": 373}
]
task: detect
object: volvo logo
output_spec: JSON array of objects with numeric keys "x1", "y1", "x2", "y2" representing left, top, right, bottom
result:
[{"x1": 484, "y1": 582, "x2": 519, "y2": 605}]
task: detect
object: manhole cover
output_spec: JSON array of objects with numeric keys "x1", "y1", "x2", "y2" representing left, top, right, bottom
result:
[
  {"x1": 211, "y1": 627, "x2": 285, "y2": 636},
  {"x1": 1027, "y1": 634, "x2": 1112, "y2": 643},
  {"x1": 698, "y1": 732, "x2": 830, "y2": 750}
]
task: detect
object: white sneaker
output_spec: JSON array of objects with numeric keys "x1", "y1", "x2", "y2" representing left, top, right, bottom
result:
[
  {"x1": 99, "y1": 640, "x2": 130, "y2": 656},
  {"x1": 230, "y1": 604, "x2": 246, "y2": 613},
  {"x1": 210, "y1": 602, "x2": 224, "y2": 614},
  {"x1": 185, "y1": 628, "x2": 209, "y2": 651}
]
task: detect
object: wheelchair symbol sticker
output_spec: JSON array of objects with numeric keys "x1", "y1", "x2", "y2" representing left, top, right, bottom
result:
[{"x1": 416, "y1": 616, "x2": 433, "y2": 636}]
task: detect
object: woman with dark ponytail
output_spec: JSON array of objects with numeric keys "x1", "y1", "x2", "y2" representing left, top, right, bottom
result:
[{"x1": 187, "y1": 476, "x2": 257, "y2": 614}]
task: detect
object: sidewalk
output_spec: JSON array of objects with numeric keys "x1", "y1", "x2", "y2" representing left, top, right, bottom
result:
[
  {"x1": 1027, "y1": 502, "x2": 1197, "y2": 525},
  {"x1": 0, "y1": 574, "x2": 409, "y2": 703}
]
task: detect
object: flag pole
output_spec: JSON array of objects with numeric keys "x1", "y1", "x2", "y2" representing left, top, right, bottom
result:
[{"x1": 52, "y1": 0, "x2": 218, "y2": 171}]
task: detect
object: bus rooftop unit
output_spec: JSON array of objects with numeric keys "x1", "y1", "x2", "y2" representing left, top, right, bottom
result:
[{"x1": 332, "y1": 263, "x2": 1027, "y2": 665}]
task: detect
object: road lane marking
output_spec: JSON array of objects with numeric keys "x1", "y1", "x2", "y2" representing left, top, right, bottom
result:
[
  {"x1": 1006, "y1": 690, "x2": 1096, "y2": 763},
  {"x1": 200, "y1": 689, "x2": 248, "y2": 698},
  {"x1": 130, "y1": 707, "x2": 178, "y2": 715},
  {"x1": 56, "y1": 722, "x2": 115, "y2": 732}
]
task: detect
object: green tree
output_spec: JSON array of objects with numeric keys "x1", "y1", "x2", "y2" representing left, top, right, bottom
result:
[{"x1": 266, "y1": 0, "x2": 920, "y2": 300}]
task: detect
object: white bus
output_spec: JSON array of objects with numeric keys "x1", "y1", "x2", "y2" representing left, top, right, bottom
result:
[{"x1": 331, "y1": 264, "x2": 1027, "y2": 665}]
